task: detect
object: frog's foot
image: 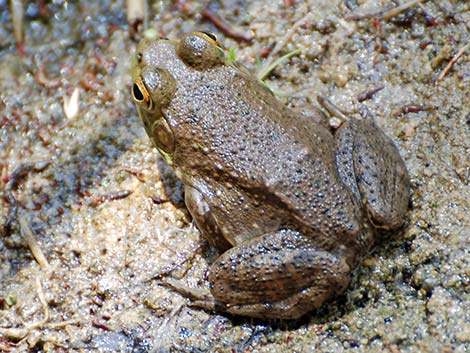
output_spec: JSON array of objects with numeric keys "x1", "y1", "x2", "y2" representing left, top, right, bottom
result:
[
  {"x1": 316, "y1": 95, "x2": 350, "y2": 129},
  {"x1": 208, "y1": 229, "x2": 351, "y2": 319},
  {"x1": 184, "y1": 184, "x2": 232, "y2": 252},
  {"x1": 160, "y1": 278, "x2": 221, "y2": 312}
]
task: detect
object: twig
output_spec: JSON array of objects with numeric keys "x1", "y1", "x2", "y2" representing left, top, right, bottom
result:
[
  {"x1": 261, "y1": 11, "x2": 314, "y2": 71},
  {"x1": 284, "y1": 0, "x2": 294, "y2": 8},
  {"x1": 150, "y1": 196, "x2": 170, "y2": 205},
  {"x1": 0, "y1": 276, "x2": 53, "y2": 344},
  {"x1": 381, "y1": 0, "x2": 425, "y2": 20},
  {"x1": 126, "y1": 0, "x2": 144, "y2": 24},
  {"x1": 201, "y1": 7, "x2": 253, "y2": 42},
  {"x1": 26, "y1": 276, "x2": 50, "y2": 329},
  {"x1": 126, "y1": 0, "x2": 145, "y2": 39},
  {"x1": 34, "y1": 67, "x2": 62, "y2": 89},
  {"x1": 92, "y1": 321, "x2": 112, "y2": 331},
  {"x1": 18, "y1": 213, "x2": 49, "y2": 269},
  {"x1": 117, "y1": 167, "x2": 146, "y2": 182},
  {"x1": 88, "y1": 190, "x2": 134, "y2": 207},
  {"x1": 357, "y1": 84, "x2": 384, "y2": 102},
  {"x1": 0, "y1": 336, "x2": 16, "y2": 352},
  {"x1": 0, "y1": 319, "x2": 82, "y2": 341},
  {"x1": 347, "y1": 0, "x2": 426, "y2": 21},
  {"x1": 0, "y1": 343, "x2": 14, "y2": 352},
  {"x1": 437, "y1": 42, "x2": 470, "y2": 82},
  {"x1": 10, "y1": 0, "x2": 24, "y2": 55},
  {"x1": 404, "y1": 104, "x2": 424, "y2": 115},
  {"x1": 317, "y1": 96, "x2": 350, "y2": 123},
  {"x1": 45, "y1": 319, "x2": 81, "y2": 329},
  {"x1": 0, "y1": 327, "x2": 29, "y2": 340},
  {"x1": 149, "y1": 240, "x2": 205, "y2": 281},
  {"x1": 3, "y1": 161, "x2": 51, "y2": 235}
]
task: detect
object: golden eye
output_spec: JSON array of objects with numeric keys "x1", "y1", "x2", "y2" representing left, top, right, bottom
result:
[
  {"x1": 132, "y1": 77, "x2": 153, "y2": 110},
  {"x1": 196, "y1": 31, "x2": 218, "y2": 45}
]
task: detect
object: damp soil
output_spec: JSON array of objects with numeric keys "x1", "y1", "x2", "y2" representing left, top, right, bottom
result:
[{"x1": 0, "y1": 1, "x2": 469, "y2": 352}]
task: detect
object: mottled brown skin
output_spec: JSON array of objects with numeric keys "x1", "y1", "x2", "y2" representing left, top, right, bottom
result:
[{"x1": 131, "y1": 32, "x2": 410, "y2": 319}]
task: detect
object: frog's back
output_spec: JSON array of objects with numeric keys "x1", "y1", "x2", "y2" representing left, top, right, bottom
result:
[{"x1": 171, "y1": 66, "x2": 365, "y2": 252}]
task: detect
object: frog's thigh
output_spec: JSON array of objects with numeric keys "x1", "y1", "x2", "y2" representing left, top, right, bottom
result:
[
  {"x1": 336, "y1": 120, "x2": 410, "y2": 230},
  {"x1": 184, "y1": 185, "x2": 231, "y2": 252},
  {"x1": 209, "y1": 229, "x2": 351, "y2": 319}
]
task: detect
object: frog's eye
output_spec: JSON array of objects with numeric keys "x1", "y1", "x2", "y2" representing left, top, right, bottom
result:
[
  {"x1": 132, "y1": 77, "x2": 153, "y2": 111},
  {"x1": 132, "y1": 68, "x2": 176, "y2": 112},
  {"x1": 197, "y1": 31, "x2": 218, "y2": 44},
  {"x1": 176, "y1": 32, "x2": 224, "y2": 69}
]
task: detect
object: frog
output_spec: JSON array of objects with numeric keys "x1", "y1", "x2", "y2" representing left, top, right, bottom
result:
[{"x1": 131, "y1": 31, "x2": 410, "y2": 319}]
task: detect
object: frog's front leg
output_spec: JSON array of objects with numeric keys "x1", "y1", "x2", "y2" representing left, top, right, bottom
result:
[
  {"x1": 184, "y1": 185, "x2": 232, "y2": 252},
  {"x1": 165, "y1": 228, "x2": 351, "y2": 319},
  {"x1": 335, "y1": 119, "x2": 410, "y2": 230}
]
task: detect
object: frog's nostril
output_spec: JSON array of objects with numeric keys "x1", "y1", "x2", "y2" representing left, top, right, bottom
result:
[{"x1": 133, "y1": 83, "x2": 144, "y2": 101}]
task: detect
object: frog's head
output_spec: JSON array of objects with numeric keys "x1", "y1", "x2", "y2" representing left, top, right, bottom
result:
[{"x1": 131, "y1": 31, "x2": 226, "y2": 166}]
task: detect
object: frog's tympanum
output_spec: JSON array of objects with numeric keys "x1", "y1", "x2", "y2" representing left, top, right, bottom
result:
[{"x1": 131, "y1": 32, "x2": 410, "y2": 319}]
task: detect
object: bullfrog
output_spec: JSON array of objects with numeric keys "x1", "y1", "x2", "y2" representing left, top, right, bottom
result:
[{"x1": 131, "y1": 32, "x2": 410, "y2": 319}]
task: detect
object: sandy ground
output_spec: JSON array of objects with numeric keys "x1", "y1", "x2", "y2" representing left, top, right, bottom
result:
[{"x1": 0, "y1": 0, "x2": 469, "y2": 352}]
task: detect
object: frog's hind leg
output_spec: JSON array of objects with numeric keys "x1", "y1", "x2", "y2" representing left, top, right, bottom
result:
[
  {"x1": 335, "y1": 119, "x2": 410, "y2": 231},
  {"x1": 207, "y1": 229, "x2": 351, "y2": 319}
]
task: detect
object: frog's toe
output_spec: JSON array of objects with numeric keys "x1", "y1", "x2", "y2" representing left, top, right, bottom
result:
[
  {"x1": 161, "y1": 278, "x2": 228, "y2": 313},
  {"x1": 161, "y1": 278, "x2": 211, "y2": 301}
]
